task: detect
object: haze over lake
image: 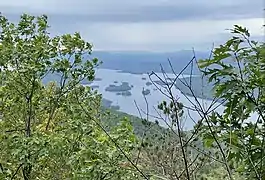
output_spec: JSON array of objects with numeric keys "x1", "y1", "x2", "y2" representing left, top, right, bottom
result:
[
  {"x1": 88, "y1": 68, "x2": 225, "y2": 130},
  {"x1": 42, "y1": 50, "x2": 259, "y2": 130}
]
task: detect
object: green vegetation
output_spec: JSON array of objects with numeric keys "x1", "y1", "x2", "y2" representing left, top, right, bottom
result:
[
  {"x1": 102, "y1": 108, "x2": 164, "y2": 137},
  {"x1": 105, "y1": 82, "x2": 132, "y2": 92},
  {"x1": 197, "y1": 25, "x2": 265, "y2": 179},
  {"x1": 0, "y1": 14, "x2": 139, "y2": 180},
  {"x1": 0, "y1": 13, "x2": 264, "y2": 180}
]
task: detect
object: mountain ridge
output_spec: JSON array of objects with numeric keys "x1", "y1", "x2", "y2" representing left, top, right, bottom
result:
[{"x1": 91, "y1": 50, "x2": 210, "y2": 74}]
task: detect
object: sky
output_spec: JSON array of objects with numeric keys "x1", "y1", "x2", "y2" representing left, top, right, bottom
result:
[{"x1": 0, "y1": 0, "x2": 264, "y2": 52}]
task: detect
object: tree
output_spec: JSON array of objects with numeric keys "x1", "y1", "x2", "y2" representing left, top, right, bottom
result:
[
  {"x1": 0, "y1": 14, "x2": 139, "y2": 180},
  {"x1": 198, "y1": 25, "x2": 265, "y2": 179},
  {"x1": 133, "y1": 25, "x2": 264, "y2": 180}
]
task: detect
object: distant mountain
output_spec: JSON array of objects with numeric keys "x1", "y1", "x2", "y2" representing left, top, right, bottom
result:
[{"x1": 91, "y1": 50, "x2": 210, "y2": 74}]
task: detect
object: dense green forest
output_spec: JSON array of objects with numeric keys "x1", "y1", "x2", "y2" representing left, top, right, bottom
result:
[{"x1": 0, "y1": 14, "x2": 264, "y2": 180}]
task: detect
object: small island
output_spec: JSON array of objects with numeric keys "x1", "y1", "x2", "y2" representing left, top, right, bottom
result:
[
  {"x1": 105, "y1": 82, "x2": 132, "y2": 92},
  {"x1": 116, "y1": 91, "x2": 132, "y2": 96},
  {"x1": 142, "y1": 89, "x2": 151, "y2": 96},
  {"x1": 146, "y1": 81, "x2": 152, "y2": 86}
]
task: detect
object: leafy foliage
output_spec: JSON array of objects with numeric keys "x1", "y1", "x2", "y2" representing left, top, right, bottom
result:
[
  {"x1": 198, "y1": 25, "x2": 265, "y2": 179},
  {"x1": 1, "y1": 13, "x2": 263, "y2": 180},
  {"x1": 0, "y1": 14, "x2": 139, "y2": 180}
]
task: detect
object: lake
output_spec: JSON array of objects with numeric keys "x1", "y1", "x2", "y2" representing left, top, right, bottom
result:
[{"x1": 87, "y1": 68, "x2": 227, "y2": 130}]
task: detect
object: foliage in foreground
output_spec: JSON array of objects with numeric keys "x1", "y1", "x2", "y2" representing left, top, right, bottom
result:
[
  {"x1": 198, "y1": 25, "x2": 265, "y2": 179},
  {"x1": 0, "y1": 14, "x2": 139, "y2": 180},
  {"x1": 0, "y1": 13, "x2": 264, "y2": 180}
]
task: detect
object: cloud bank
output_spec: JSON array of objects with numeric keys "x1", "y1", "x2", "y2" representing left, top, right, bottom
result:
[{"x1": 0, "y1": 0, "x2": 264, "y2": 51}]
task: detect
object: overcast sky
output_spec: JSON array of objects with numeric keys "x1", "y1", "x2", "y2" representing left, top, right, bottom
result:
[{"x1": 1, "y1": 0, "x2": 264, "y2": 52}]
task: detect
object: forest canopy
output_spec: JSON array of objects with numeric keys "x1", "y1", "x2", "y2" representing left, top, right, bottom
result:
[{"x1": 0, "y1": 13, "x2": 264, "y2": 180}]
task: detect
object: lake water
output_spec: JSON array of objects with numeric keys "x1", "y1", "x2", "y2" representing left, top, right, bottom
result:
[{"x1": 87, "y1": 68, "x2": 231, "y2": 130}]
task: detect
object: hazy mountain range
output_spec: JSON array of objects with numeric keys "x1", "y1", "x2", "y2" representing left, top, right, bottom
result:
[
  {"x1": 43, "y1": 50, "x2": 218, "y2": 129},
  {"x1": 91, "y1": 50, "x2": 211, "y2": 74}
]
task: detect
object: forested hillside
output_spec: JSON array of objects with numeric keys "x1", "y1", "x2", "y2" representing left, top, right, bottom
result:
[{"x1": 0, "y1": 14, "x2": 264, "y2": 180}]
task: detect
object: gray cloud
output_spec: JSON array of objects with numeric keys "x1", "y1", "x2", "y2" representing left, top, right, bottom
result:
[
  {"x1": 0, "y1": 0, "x2": 263, "y2": 51},
  {"x1": 0, "y1": 0, "x2": 263, "y2": 23}
]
